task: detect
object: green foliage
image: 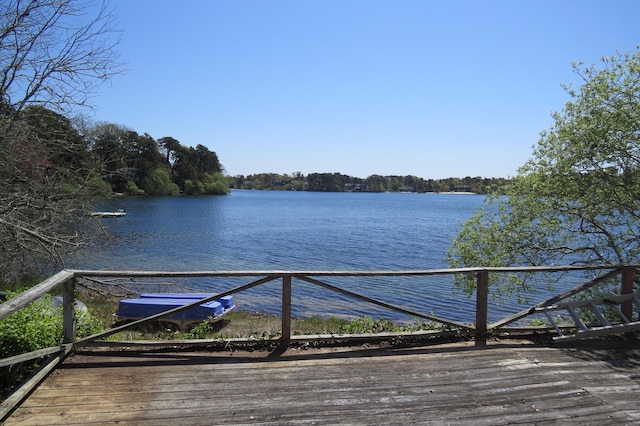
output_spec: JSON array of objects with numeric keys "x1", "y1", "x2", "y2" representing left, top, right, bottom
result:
[
  {"x1": 0, "y1": 288, "x2": 106, "y2": 398},
  {"x1": 165, "y1": 142, "x2": 226, "y2": 194},
  {"x1": 338, "y1": 316, "x2": 397, "y2": 334},
  {"x1": 75, "y1": 307, "x2": 105, "y2": 338},
  {"x1": 0, "y1": 292, "x2": 104, "y2": 359},
  {"x1": 0, "y1": 294, "x2": 64, "y2": 399},
  {"x1": 124, "y1": 180, "x2": 145, "y2": 195},
  {"x1": 183, "y1": 173, "x2": 229, "y2": 195},
  {"x1": 141, "y1": 168, "x2": 180, "y2": 195},
  {"x1": 448, "y1": 48, "x2": 640, "y2": 299},
  {"x1": 292, "y1": 315, "x2": 350, "y2": 335},
  {"x1": 185, "y1": 320, "x2": 214, "y2": 339},
  {"x1": 402, "y1": 318, "x2": 444, "y2": 332},
  {"x1": 337, "y1": 316, "x2": 445, "y2": 334},
  {"x1": 200, "y1": 172, "x2": 229, "y2": 195},
  {"x1": 90, "y1": 176, "x2": 114, "y2": 195},
  {"x1": 0, "y1": 290, "x2": 106, "y2": 400},
  {"x1": 528, "y1": 318, "x2": 549, "y2": 327},
  {"x1": 0, "y1": 293, "x2": 63, "y2": 358}
]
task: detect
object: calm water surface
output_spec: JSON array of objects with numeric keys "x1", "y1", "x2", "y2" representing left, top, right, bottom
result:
[{"x1": 70, "y1": 191, "x2": 568, "y2": 323}]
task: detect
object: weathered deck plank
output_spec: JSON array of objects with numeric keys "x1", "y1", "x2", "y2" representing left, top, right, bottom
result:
[{"x1": 5, "y1": 341, "x2": 640, "y2": 425}]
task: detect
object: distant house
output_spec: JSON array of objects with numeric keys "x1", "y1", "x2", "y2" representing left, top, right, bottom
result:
[{"x1": 345, "y1": 183, "x2": 363, "y2": 192}]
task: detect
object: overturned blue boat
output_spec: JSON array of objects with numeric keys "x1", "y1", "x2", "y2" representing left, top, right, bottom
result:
[
  {"x1": 140, "y1": 293, "x2": 235, "y2": 309},
  {"x1": 114, "y1": 293, "x2": 235, "y2": 328}
]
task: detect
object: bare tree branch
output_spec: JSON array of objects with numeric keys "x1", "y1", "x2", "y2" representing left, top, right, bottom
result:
[
  {"x1": 0, "y1": 0, "x2": 123, "y2": 280},
  {"x1": 0, "y1": 0, "x2": 123, "y2": 115}
]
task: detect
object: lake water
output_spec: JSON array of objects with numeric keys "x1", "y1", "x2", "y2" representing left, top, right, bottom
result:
[{"x1": 70, "y1": 190, "x2": 573, "y2": 323}]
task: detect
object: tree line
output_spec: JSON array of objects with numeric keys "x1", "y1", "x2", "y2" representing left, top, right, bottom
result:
[
  {"x1": 7, "y1": 106, "x2": 229, "y2": 197},
  {"x1": 87, "y1": 123, "x2": 228, "y2": 196},
  {"x1": 228, "y1": 172, "x2": 510, "y2": 194}
]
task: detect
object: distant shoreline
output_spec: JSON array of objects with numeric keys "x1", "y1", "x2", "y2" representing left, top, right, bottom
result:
[{"x1": 230, "y1": 188, "x2": 480, "y2": 195}]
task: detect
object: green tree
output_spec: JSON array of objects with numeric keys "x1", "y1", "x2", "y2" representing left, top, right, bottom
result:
[
  {"x1": 86, "y1": 122, "x2": 131, "y2": 192},
  {"x1": 141, "y1": 168, "x2": 179, "y2": 195},
  {"x1": 447, "y1": 48, "x2": 640, "y2": 298},
  {"x1": 194, "y1": 144, "x2": 222, "y2": 175},
  {"x1": 162, "y1": 140, "x2": 227, "y2": 194},
  {"x1": 201, "y1": 172, "x2": 229, "y2": 195},
  {"x1": 158, "y1": 136, "x2": 182, "y2": 165},
  {"x1": 364, "y1": 175, "x2": 386, "y2": 192},
  {"x1": 306, "y1": 173, "x2": 349, "y2": 192},
  {"x1": 129, "y1": 132, "x2": 166, "y2": 193}
]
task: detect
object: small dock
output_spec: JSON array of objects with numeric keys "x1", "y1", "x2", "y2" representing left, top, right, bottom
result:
[{"x1": 5, "y1": 340, "x2": 640, "y2": 425}]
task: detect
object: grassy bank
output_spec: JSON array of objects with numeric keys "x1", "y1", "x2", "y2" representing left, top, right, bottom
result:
[{"x1": 76, "y1": 285, "x2": 447, "y2": 342}]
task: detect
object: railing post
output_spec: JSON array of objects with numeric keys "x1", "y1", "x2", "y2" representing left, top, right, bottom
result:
[
  {"x1": 281, "y1": 275, "x2": 292, "y2": 347},
  {"x1": 621, "y1": 266, "x2": 635, "y2": 321},
  {"x1": 62, "y1": 277, "x2": 76, "y2": 344},
  {"x1": 475, "y1": 271, "x2": 489, "y2": 347}
]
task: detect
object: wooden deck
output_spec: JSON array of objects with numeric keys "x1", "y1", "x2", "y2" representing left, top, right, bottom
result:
[{"x1": 5, "y1": 340, "x2": 640, "y2": 425}]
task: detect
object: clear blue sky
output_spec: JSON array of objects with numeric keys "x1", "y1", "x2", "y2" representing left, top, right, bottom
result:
[{"x1": 91, "y1": 0, "x2": 640, "y2": 179}]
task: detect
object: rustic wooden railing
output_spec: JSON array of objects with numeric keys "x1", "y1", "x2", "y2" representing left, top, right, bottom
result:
[{"x1": 1, "y1": 264, "x2": 639, "y2": 419}]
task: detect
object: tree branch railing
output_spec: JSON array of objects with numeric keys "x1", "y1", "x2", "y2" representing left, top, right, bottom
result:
[{"x1": 1, "y1": 264, "x2": 639, "y2": 420}]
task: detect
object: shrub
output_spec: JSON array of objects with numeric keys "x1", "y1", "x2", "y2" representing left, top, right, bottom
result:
[
  {"x1": 0, "y1": 291, "x2": 104, "y2": 400},
  {"x1": 185, "y1": 320, "x2": 213, "y2": 339},
  {"x1": 339, "y1": 316, "x2": 397, "y2": 334},
  {"x1": 0, "y1": 293, "x2": 63, "y2": 358}
]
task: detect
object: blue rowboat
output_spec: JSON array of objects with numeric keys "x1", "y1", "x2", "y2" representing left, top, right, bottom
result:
[
  {"x1": 115, "y1": 293, "x2": 235, "y2": 328},
  {"x1": 139, "y1": 293, "x2": 235, "y2": 309}
]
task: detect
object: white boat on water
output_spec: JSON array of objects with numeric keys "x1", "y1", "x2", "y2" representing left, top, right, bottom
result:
[{"x1": 90, "y1": 209, "x2": 126, "y2": 217}]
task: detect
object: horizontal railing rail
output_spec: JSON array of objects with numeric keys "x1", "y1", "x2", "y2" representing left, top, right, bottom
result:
[{"x1": 1, "y1": 264, "x2": 639, "y2": 420}]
